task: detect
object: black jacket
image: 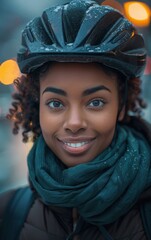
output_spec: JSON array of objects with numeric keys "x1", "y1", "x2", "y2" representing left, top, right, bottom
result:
[{"x1": 0, "y1": 187, "x2": 150, "y2": 240}]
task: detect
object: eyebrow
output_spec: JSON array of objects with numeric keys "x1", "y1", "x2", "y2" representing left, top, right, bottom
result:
[
  {"x1": 83, "y1": 85, "x2": 111, "y2": 96},
  {"x1": 42, "y1": 85, "x2": 111, "y2": 96},
  {"x1": 42, "y1": 87, "x2": 66, "y2": 96}
]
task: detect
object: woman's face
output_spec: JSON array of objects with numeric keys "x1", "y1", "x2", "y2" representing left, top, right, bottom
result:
[{"x1": 39, "y1": 62, "x2": 124, "y2": 167}]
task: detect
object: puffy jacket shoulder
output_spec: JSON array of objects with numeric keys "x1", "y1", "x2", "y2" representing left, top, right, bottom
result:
[{"x1": 0, "y1": 187, "x2": 71, "y2": 240}]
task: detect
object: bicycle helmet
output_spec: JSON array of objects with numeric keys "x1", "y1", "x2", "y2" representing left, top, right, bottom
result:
[{"x1": 17, "y1": 0, "x2": 146, "y2": 78}]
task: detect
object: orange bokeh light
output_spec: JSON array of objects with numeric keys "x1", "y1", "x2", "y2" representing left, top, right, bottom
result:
[
  {"x1": 124, "y1": 1, "x2": 151, "y2": 27},
  {"x1": 0, "y1": 59, "x2": 21, "y2": 85}
]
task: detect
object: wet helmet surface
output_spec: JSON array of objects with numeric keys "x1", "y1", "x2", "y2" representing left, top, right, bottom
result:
[{"x1": 17, "y1": 0, "x2": 146, "y2": 78}]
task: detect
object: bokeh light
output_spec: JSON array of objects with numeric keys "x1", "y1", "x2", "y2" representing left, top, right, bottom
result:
[
  {"x1": 124, "y1": 1, "x2": 151, "y2": 27},
  {"x1": 0, "y1": 59, "x2": 20, "y2": 85}
]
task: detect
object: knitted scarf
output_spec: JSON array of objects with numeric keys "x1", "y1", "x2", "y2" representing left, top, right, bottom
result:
[{"x1": 28, "y1": 125, "x2": 151, "y2": 228}]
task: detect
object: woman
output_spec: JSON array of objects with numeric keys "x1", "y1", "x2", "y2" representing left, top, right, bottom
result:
[{"x1": 0, "y1": 0, "x2": 151, "y2": 239}]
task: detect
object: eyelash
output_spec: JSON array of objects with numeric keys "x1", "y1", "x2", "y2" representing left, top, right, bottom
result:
[
  {"x1": 46, "y1": 99, "x2": 64, "y2": 111},
  {"x1": 46, "y1": 98, "x2": 106, "y2": 111},
  {"x1": 87, "y1": 98, "x2": 106, "y2": 109}
]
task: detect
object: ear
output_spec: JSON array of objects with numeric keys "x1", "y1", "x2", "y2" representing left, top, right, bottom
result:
[{"x1": 118, "y1": 106, "x2": 125, "y2": 121}]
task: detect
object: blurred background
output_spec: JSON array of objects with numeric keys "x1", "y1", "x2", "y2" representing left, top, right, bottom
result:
[{"x1": 0, "y1": 0, "x2": 151, "y2": 193}]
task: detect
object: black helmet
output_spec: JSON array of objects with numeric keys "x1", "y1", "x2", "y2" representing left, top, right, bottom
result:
[{"x1": 17, "y1": 0, "x2": 146, "y2": 78}]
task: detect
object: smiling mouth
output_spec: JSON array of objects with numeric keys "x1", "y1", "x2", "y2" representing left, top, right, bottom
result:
[
  {"x1": 58, "y1": 139, "x2": 95, "y2": 155},
  {"x1": 64, "y1": 141, "x2": 89, "y2": 147}
]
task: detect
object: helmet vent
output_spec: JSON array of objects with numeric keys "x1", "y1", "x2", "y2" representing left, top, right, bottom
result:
[
  {"x1": 41, "y1": 12, "x2": 59, "y2": 46},
  {"x1": 120, "y1": 34, "x2": 145, "y2": 52},
  {"x1": 26, "y1": 29, "x2": 35, "y2": 43},
  {"x1": 62, "y1": 1, "x2": 94, "y2": 44},
  {"x1": 26, "y1": 17, "x2": 54, "y2": 46}
]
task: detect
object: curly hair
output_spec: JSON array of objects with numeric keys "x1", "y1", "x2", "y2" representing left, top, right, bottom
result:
[{"x1": 7, "y1": 62, "x2": 147, "y2": 142}]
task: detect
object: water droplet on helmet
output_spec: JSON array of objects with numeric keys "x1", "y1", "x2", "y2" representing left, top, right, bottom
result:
[
  {"x1": 26, "y1": 19, "x2": 34, "y2": 27},
  {"x1": 64, "y1": 4, "x2": 68, "y2": 10},
  {"x1": 67, "y1": 43, "x2": 73, "y2": 46},
  {"x1": 45, "y1": 48, "x2": 50, "y2": 51},
  {"x1": 95, "y1": 47, "x2": 101, "y2": 51},
  {"x1": 54, "y1": 6, "x2": 62, "y2": 12}
]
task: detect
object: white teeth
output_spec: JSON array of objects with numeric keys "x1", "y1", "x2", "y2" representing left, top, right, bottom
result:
[{"x1": 64, "y1": 142, "x2": 88, "y2": 148}]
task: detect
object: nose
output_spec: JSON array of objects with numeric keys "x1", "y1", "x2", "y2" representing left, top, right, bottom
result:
[{"x1": 63, "y1": 106, "x2": 87, "y2": 134}]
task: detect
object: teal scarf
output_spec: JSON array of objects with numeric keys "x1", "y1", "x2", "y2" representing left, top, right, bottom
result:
[{"x1": 28, "y1": 125, "x2": 151, "y2": 227}]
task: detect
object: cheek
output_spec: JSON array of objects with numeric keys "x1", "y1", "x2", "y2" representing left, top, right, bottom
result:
[
  {"x1": 94, "y1": 115, "x2": 117, "y2": 135},
  {"x1": 90, "y1": 103, "x2": 118, "y2": 140},
  {"x1": 39, "y1": 104, "x2": 63, "y2": 137},
  {"x1": 93, "y1": 104, "x2": 118, "y2": 128}
]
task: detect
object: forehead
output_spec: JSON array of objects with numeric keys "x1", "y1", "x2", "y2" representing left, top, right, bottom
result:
[
  {"x1": 39, "y1": 62, "x2": 120, "y2": 98},
  {"x1": 39, "y1": 62, "x2": 118, "y2": 84}
]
